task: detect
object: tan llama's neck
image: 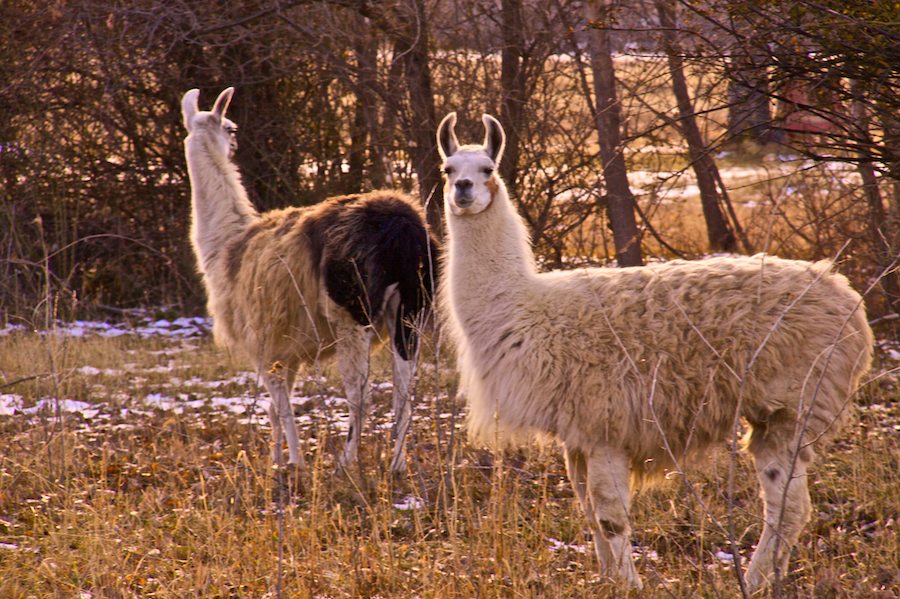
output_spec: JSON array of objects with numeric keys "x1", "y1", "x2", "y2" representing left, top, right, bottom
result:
[{"x1": 185, "y1": 134, "x2": 258, "y2": 279}]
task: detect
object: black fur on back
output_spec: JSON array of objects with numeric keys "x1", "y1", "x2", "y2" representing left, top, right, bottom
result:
[{"x1": 299, "y1": 191, "x2": 439, "y2": 360}]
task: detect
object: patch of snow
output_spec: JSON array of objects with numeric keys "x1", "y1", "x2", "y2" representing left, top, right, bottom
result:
[
  {"x1": 547, "y1": 537, "x2": 588, "y2": 554},
  {"x1": 0, "y1": 323, "x2": 27, "y2": 336},
  {"x1": 23, "y1": 399, "x2": 100, "y2": 419},
  {"x1": 23, "y1": 316, "x2": 212, "y2": 339},
  {"x1": 715, "y1": 550, "x2": 734, "y2": 563},
  {"x1": 632, "y1": 546, "x2": 660, "y2": 562},
  {"x1": 392, "y1": 496, "x2": 425, "y2": 510},
  {"x1": 76, "y1": 366, "x2": 120, "y2": 376},
  {"x1": 0, "y1": 394, "x2": 22, "y2": 416},
  {"x1": 209, "y1": 396, "x2": 266, "y2": 415},
  {"x1": 657, "y1": 184, "x2": 701, "y2": 202},
  {"x1": 143, "y1": 364, "x2": 181, "y2": 374},
  {"x1": 0, "y1": 542, "x2": 19, "y2": 550}
]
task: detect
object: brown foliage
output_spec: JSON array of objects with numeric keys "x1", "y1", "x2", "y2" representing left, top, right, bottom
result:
[{"x1": 1, "y1": 0, "x2": 897, "y2": 320}]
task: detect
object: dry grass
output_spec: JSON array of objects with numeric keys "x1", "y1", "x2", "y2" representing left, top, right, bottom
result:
[
  {"x1": 2, "y1": 42, "x2": 894, "y2": 598},
  {"x1": 1, "y1": 321, "x2": 897, "y2": 599}
]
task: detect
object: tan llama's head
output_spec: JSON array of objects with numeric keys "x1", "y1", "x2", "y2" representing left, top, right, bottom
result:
[
  {"x1": 181, "y1": 87, "x2": 238, "y2": 158},
  {"x1": 436, "y1": 112, "x2": 506, "y2": 216}
]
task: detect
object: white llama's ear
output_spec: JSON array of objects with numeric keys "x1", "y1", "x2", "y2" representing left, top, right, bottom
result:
[
  {"x1": 482, "y1": 114, "x2": 505, "y2": 166},
  {"x1": 212, "y1": 87, "x2": 235, "y2": 121},
  {"x1": 181, "y1": 88, "x2": 200, "y2": 132},
  {"x1": 437, "y1": 112, "x2": 459, "y2": 160}
]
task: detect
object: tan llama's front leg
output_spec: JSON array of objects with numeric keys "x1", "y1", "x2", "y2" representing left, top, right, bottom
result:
[
  {"x1": 335, "y1": 322, "x2": 373, "y2": 470},
  {"x1": 385, "y1": 291, "x2": 417, "y2": 474},
  {"x1": 262, "y1": 371, "x2": 304, "y2": 469},
  {"x1": 388, "y1": 352, "x2": 414, "y2": 474}
]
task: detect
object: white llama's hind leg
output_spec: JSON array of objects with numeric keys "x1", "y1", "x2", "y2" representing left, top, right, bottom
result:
[
  {"x1": 746, "y1": 432, "x2": 814, "y2": 593},
  {"x1": 386, "y1": 288, "x2": 415, "y2": 474},
  {"x1": 335, "y1": 320, "x2": 373, "y2": 469},
  {"x1": 262, "y1": 371, "x2": 304, "y2": 468},
  {"x1": 583, "y1": 447, "x2": 643, "y2": 590}
]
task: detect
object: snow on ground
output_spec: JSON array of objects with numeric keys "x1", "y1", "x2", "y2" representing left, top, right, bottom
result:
[
  {"x1": 0, "y1": 394, "x2": 22, "y2": 416},
  {"x1": 392, "y1": 496, "x2": 425, "y2": 511},
  {"x1": 0, "y1": 315, "x2": 428, "y2": 441},
  {"x1": 1, "y1": 316, "x2": 896, "y2": 460},
  {"x1": 547, "y1": 537, "x2": 588, "y2": 554},
  {"x1": 621, "y1": 158, "x2": 866, "y2": 208},
  {"x1": 0, "y1": 315, "x2": 211, "y2": 338}
]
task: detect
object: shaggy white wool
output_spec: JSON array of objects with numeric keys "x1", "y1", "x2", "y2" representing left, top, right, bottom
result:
[{"x1": 436, "y1": 111, "x2": 873, "y2": 592}]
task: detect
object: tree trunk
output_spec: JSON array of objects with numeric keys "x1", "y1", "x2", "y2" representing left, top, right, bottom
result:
[
  {"x1": 393, "y1": 0, "x2": 443, "y2": 237},
  {"x1": 349, "y1": 21, "x2": 383, "y2": 193},
  {"x1": 500, "y1": 0, "x2": 527, "y2": 201},
  {"x1": 725, "y1": 16, "x2": 774, "y2": 145},
  {"x1": 347, "y1": 98, "x2": 368, "y2": 195},
  {"x1": 585, "y1": 0, "x2": 642, "y2": 266},
  {"x1": 656, "y1": 0, "x2": 737, "y2": 253},
  {"x1": 879, "y1": 98, "x2": 900, "y2": 289},
  {"x1": 853, "y1": 82, "x2": 900, "y2": 314},
  {"x1": 727, "y1": 63, "x2": 772, "y2": 144}
]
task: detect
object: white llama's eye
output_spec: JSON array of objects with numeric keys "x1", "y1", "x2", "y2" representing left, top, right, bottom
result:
[
  {"x1": 442, "y1": 167, "x2": 454, "y2": 176},
  {"x1": 482, "y1": 167, "x2": 494, "y2": 176}
]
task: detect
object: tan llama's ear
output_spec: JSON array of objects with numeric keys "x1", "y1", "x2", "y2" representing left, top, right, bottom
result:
[
  {"x1": 181, "y1": 88, "x2": 200, "y2": 132},
  {"x1": 437, "y1": 112, "x2": 459, "y2": 161},
  {"x1": 482, "y1": 114, "x2": 505, "y2": 166},
  {"x1": 212, "y1": 87, "x2": 235, "y2": 121}
]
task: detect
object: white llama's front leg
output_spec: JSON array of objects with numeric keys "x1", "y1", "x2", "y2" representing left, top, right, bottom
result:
[
  {"x1": 745, "y1": 438, "x2": 814, "y2": 593},
  {"x1": 584, "y1": 447, "x2": 643, "y2": 590},
  {"x1": 262, "y1": 371, "x2": 304, "y2": 468},
  {"x1": 335, "y1": 322, "x2": 373, "y2": 469}
]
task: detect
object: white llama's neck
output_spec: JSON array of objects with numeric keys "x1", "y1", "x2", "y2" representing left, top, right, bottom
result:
[
  {"x1": 445, "y1": 179, "x2": 536, "y2": 318},
  {"x1": 184, "y1": 134, "x2": 258, "y2": 279}
]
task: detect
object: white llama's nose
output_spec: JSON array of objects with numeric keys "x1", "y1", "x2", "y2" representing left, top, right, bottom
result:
[
  {"x1": 455, "y1": 179, "x2": 473, "y2": 192},
  {"x1": 455, "y1": 179, "x2": 474, "y2": 205}
]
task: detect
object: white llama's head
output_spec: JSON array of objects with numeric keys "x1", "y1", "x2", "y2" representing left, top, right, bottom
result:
[
  {"x1": 436, "y1": 112, "x2": 506, "y2": 216},
  {"x1": 181, "y1": 87, "x2": 238, "y2": 158}
]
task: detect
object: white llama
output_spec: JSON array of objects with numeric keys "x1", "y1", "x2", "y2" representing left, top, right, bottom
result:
[
  {"x1": 436, "y1": 112, "x2": 873, "y2": 591},
  {"x1": 181, "y1": 87, "x2": 438, "y2": 473}
]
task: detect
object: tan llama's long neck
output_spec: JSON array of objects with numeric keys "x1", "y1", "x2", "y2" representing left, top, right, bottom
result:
[{"x1": 185, "y1": 135, "x2": 258, "y2": 277}]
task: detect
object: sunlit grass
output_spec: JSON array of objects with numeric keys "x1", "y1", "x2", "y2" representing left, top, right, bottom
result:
[{"x1": 0, "y1": 326, "x2": 897, "y2": 597}]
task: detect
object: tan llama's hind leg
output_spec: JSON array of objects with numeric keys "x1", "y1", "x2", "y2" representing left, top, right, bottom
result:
[
  {"x1": 745, "y1": 423, "x2": 814, "y2": 593},
  {"x1": 262, "y1": 368, "x2": 304, "y2": 469},
  {"x1": 335, "y1": 320, "x2": 373, "y2": 470},
  {"x1": 266, "y1": 401, "x2": 283, "y2": 465},
  {"x1": 566, "y1": 445, "x2": 643, "y2": 590},
  {"x1": 385, "y1": 288, "x2": 415, "y2": 474}
]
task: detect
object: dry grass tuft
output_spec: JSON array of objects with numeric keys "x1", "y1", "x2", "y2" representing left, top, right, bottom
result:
[{"x1": 0, "y1": 326, "x2": 897, "y2": 598}]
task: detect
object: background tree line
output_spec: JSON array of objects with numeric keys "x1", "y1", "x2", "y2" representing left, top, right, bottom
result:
[{"x1": 2, "y1": 0, "x2": 897, "y2": 325}]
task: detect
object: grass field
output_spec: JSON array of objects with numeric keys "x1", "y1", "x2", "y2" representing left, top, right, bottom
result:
[{"x1": 0, "y1": 315, "x2": 897, "y2": 598}]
